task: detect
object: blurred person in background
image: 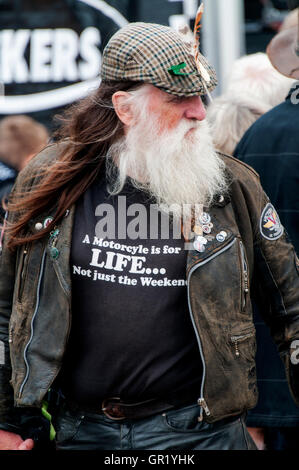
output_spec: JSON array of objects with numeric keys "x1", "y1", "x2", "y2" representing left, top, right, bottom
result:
[
  {"x1": 206, "y1": 51, "x2": 293, "y2": 157},
  {"x1": 234, "y1": 5, "x2": 299, "y2": 450},
  {"x1": 207, "y1": 94, "x2": 271, "y2": 156},
  {"x1": 260, "y1": 0, "x2": 289, "y2": 31},
  {"x1": 0, "y1": 116, "x2": 49, "y2": 222},
  {"x1": 279, "y1": 6, "x2": 299, "y2": 29},
  {"x1": 225, "y1": 52, "x2": 294, "y2": 108}
]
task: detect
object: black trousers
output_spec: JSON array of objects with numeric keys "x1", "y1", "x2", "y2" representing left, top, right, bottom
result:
[{"x1": 53, "y1": 402, "x2": 257, "y2": 450}]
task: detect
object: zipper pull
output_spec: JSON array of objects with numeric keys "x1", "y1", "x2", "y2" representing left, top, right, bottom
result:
[
  {"x1": 240, "y1": 240, "x2": 249, "y2": 308},
  {"x1": 233, "y1": 340, "x2": 240, "y2": 357},
  {"x1": 231, "y1": 337, "x2": 240, "y2": 356},
  {"x1": 21, "y1": 250, "x2": 28, "y2": 278},
  {"x1": 244, "y1": 269, "x2": 249, "y2": 294},
  {"x1": 8, "y1": 326, "x2": 13, "y2": 344},
  {"x1": 243, "y1": 275, "x2": 249, "y2": 309},
  {"x1": 197, "y1": 398, "x2": 211, "y2": 419}
]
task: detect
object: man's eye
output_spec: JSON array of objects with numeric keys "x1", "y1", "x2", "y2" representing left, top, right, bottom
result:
[{"x1": 167, "y1": 96, "x2": 185, "y2": 104}]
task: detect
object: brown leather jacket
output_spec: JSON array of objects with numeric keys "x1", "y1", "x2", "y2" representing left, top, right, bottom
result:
[{"x1": 0, "y1": 144, "x2": 299, "y2": 433}]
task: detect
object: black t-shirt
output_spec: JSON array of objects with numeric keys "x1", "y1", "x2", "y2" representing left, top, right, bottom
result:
[{"x1": 60, "y1": 175, "x2": 202, "y2": 405}]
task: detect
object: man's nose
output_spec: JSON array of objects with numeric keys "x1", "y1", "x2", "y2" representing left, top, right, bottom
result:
[{"x1": 184, "y1": 96, "x2": 206, "y2": 121}]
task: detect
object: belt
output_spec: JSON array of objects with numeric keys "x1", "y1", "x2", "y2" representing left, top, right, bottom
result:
[{"x1": 65, "y1": 389, "x2": 200, "y2": 421}]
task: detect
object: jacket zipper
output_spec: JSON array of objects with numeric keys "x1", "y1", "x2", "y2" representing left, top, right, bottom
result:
[
  {"x1": 18, "y1": 248, "x2": 47, "y2": 398},
  {"x1": 187, "y1": 237, "x2": 237, "y2": 421},
  {"x1": 239, "y1": 240, "x2": 249, "y2": 311},
  {"x1": 18, "y1": 247, "x2": 29, "y2": 302},
  {"x1": 230, "y1": 331, "x2": 255, "y2": 357}
]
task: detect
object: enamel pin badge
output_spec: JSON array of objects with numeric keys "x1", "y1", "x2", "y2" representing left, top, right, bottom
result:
[
  {"x1": 48, "y1": 228, "x2": 60, "y2": 259},
  {"x1": 43, "y1": 216, "x2": 53, "y2": 228},
  {"x1": 192, "y1": 207, "x2": 229, "y2": 253},
  {"x1": 193, "y1": 236, "x2": 208, "y2": 253},
  {"x1": 193, "y1": 211, "x2": 214, "y2": 253}
]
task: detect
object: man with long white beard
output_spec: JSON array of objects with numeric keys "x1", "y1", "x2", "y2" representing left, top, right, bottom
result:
[
  {"x1": 106, "y1": 84, "x2": 227, "y2": 217},
  {"x1": 0, "y1": 22, "x2": 298, "y2": 451}
]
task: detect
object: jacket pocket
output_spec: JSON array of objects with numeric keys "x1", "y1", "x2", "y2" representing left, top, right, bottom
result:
[
  {"x1": 229, "y1": 325, "x2": 258, "y2": 406},
  {"x1": 188, "y1": 236, "x2": 250, "y2": 324},
  {"x1": 239, "y1": 240, "x2": 249, "y2": 312},
  {"x1": 230, "y1": 327, "x2": 255, "y2": 359}
]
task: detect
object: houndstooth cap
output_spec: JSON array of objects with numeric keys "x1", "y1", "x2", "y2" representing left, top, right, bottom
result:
[{"x1": 101, "y1": 22, "x2": 217, "y2": 96}]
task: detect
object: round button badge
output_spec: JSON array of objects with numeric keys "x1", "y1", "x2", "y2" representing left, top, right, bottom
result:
[
  {"x1": 216, "y1": 231, "x2": 228, "y2": 243},
  {"x1": 199, "y1": 212, "x2": 211, "y2": 225}
]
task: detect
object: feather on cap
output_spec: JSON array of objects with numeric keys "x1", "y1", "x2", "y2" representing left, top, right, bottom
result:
[
  {"x1": 193, "y1": 4, "x2": 211, "y2": 83},
  {"x1": 179, "y1": 3, "x2": 211, "y2": 84}
]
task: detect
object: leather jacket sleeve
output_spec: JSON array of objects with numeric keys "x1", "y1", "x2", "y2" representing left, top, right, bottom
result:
[
  {"x1": 0, "y1": 147, "x2": 59, "y2": 438},
  {"x1": 246, "y1": 174, "x2": 299, "y2": 407},
  {"x1": 0, "y1": 202, "x2": 23, "y2": 433},
  {"x1": 0, "y1": 145, "x2": 62, "y2": 436},
  {"x1": 0, "y1": 172, "x2": 43, "y2": 434}
]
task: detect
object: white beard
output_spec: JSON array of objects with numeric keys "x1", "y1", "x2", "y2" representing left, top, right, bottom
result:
[{"x1": 106, "y1": 94, "x2": 228, "y2": 220}]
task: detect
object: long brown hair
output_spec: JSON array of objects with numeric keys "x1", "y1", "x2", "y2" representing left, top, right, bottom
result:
[{"x1": 6, "y1": 80, "x2": 142, "y2": 250}]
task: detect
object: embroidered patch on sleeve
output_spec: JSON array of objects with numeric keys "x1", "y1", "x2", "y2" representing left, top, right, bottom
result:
[
  {"x1": 0, "y1": 340, "x2": 4, "y2": 365},
  {"x1": 260, "y1": 203, "x2": 284, "y2": 241}
]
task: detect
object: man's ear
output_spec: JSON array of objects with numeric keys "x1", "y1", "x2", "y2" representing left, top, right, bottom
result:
[{"x1": 112, "y1": 91, "x2": 134, "y2": 126}]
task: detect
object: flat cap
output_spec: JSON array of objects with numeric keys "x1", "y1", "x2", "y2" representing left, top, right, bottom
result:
[{"x1": 101, "y1": 22, "x2": 217, "y2": 96}]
